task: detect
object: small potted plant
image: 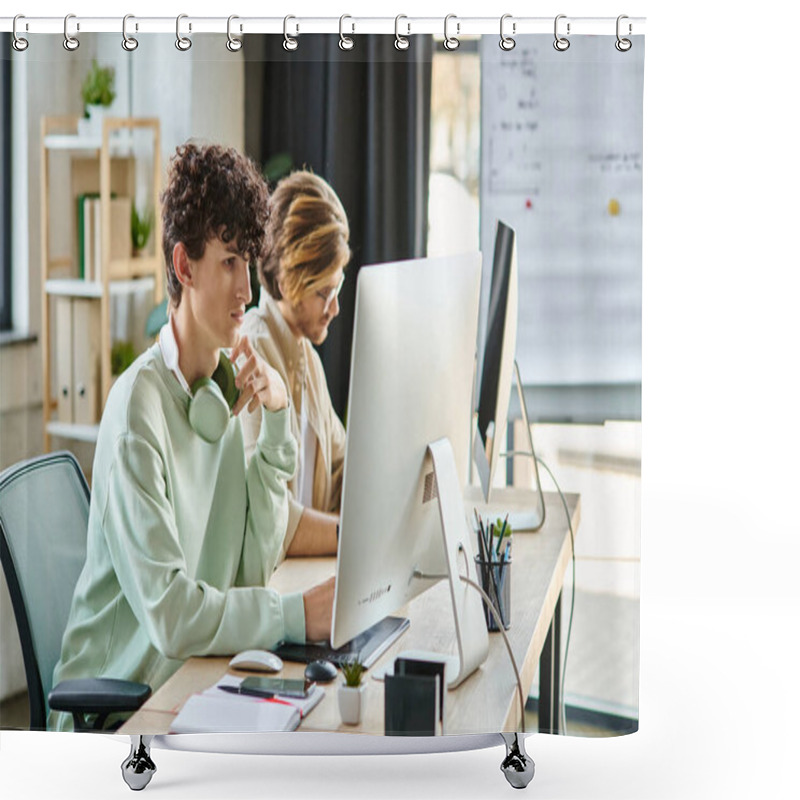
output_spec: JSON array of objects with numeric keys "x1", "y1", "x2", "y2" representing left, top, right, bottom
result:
[
  {"x1": 79, "y1": 60, "x2": 116, "y2": 138},
  {"x1": 337, "y1": 660, "x2": 367, "y2": 725},
  {"x1": 131, "y1": 205, "x2": 153, "y2": 256}
]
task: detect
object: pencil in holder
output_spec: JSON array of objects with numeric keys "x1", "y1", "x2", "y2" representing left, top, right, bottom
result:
[{"x1": 474, "y1": 553, "x2": 511, "y2": 631}]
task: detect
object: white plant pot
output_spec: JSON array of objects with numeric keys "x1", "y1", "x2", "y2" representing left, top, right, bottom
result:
[
  {"x1": 78, "y1": 105, "x2": 108, "y2": 140},
  {"x1": 337, "y1": 683, "x2": 367, "y2": 726}
]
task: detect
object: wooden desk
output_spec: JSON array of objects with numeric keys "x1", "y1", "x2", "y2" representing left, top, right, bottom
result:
[{"x1": 120, "y1": 489, "x2": 579, "y2": 737}]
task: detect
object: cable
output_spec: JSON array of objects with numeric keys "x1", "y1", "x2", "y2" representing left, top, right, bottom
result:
[
  {"x1": 458, "y1": 574, "x2": 526, "y2": 734},
  {"x1": 535, "y1": 456, "x2": 576, "y2": 736},
  {"x1": 415, "y1": 450, "x2": 577, "y2": 738},
  {"x1": 413, "y1": 567, "x2": 526, "y2": 734}
]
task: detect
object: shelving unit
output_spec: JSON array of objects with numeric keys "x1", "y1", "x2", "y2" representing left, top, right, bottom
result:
[{"x1": 41, "y1": 115, "x2": 162, "y2": 452}]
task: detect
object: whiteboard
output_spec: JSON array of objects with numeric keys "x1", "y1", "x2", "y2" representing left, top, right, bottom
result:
[{"x1": 480, "y1": 35, "x2": 644, "y2": 390}]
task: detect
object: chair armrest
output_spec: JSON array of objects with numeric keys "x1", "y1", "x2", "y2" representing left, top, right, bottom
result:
[{"x1": 49, "y1": 677, "x2": 151, "y2": 716}]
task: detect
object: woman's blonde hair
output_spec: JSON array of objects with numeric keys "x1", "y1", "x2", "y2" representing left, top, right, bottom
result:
[{"x1": 260, "y1": 170, "x2": 351, "y2": 305}]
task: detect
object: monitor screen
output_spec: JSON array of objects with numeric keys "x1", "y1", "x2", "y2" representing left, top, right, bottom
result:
[
  {"x1": 331, "y1": 252, "x2": 482, "y2": 651},
  {"x1": 474, "y1": 220, "x2": 518, "y2": 501}
]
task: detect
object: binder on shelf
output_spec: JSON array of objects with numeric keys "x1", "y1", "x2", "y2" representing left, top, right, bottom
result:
[
  {"x1": 54, "y1": 297, "x2": 73, "y2": 423},
  {"x1": 72, "y1": 298, "x2": 102, "y2": 425}
]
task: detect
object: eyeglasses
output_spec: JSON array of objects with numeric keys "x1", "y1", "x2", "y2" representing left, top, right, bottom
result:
[{"x1": 315, "y1": 274, "x2": 345, "y2": 312}]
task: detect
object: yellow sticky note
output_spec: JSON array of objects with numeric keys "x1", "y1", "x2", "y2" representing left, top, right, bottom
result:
[{"x1": 608, "y1": 198, "x2": 620, "y2": 216}]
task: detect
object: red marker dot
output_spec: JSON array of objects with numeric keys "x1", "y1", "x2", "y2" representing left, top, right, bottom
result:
[{"x1": 525, "y1": 199, "x2": 533, "y2": 209}]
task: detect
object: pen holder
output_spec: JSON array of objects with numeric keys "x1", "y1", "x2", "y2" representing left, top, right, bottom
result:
[{"x1": 474, "y1": 553, "x2": 511, "y2": 631}]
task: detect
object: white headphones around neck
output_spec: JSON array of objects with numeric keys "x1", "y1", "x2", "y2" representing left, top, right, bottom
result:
[{"x1": 188, "y1": 353, "x2": 240, "y2": 443}]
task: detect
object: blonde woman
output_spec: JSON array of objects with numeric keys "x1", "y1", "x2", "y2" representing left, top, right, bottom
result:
[{"x1": 241, "y1": 171, "x2": 350, "y2": 559}]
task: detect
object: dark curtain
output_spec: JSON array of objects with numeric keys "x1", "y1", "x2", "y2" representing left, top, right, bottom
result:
[{"x1": 249, "y1": 35, "x2": 432, "y2": 419}]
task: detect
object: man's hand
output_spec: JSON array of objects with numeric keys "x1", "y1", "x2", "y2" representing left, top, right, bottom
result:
[
  {"x1": 302, "y1": 576, "x2": 335, "y2": 643},
  {"x1": 230, "y1": 335, "x2": 288, "y2": 414}
]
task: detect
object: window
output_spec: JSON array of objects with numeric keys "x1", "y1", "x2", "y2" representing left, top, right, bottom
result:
[
  {"x1": 0, "y1": 40, "x2": 11, "y2": 331},
  {"x1": 427, "y1": 39, "x2": 481, "y2": 258}
]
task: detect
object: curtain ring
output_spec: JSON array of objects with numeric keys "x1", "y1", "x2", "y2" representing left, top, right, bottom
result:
[
  {"x1": 499, "y1": 14, "x2": 516, "y2": 51},
  {"x1": 394, "y1": 15, "x2": 410, "y2": 51},
  {"x1": 122, "y1": 15, "x2": 139, "y2": 51},
  {"x1": 176, "y1": 14, "x2": 192, "y2": 51},
  {"x1": 63, "y1": 13, "x2": 80, "y2": 51},
  {"x1": 227, "y1": 15, "x2": 243, "y2": 52},
  {"x1": 615, "y1": 15, "x2": 632, "y2": 52},
  {"x1": 12, "y1": 15, "x2": 29, "y2": 52},
  {"x1": 339, "y1": 15, "x2": 355, "y2": 51},
  {"x1": 283, "y1": 15, "x2": 298, "y2": 51},
  {"x1": 553, "y1": 14, "x2": 570, "y2": 51},
  {"x1": 443, "y1": 14, "x2": 460, "y2": 51}
]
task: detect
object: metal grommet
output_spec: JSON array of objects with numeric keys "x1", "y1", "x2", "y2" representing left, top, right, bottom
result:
[
  {"x1": 553, "y1": 14, "x2": 570, "y2": 52},
  {"x1": 63, "y1": 13, "x2": 80, "y2": 51},
  {"x1": 283, "y1": 15, "x2": 298, "y2": 51},
  {"x1": 339, "y1": 15, "x2": 354, "y2": 51},
  {"x1": 122, "y1": 14, "x2": 139, "y2": 51},
  {"x1": 499, "y1": 14, "x2": 516, "y2": 51},
  {"x1": 227, "y1": 15, "x2": 243, "y2": 52},
  {"x1": 615, "y1": 15, "x2": 632, "y2": 52},
  {"x1": 443, "y1": 14, "x2": 460, "y2": 51},
  {"x1": 176, "y1": 14, "x2": 192, "y2": 51},
  {"x1": 394, "y1": 15, "x2": 410, "y2": 51},
  {"x1": 12, "y1": 15, "x2": 29, "y2": 52}
]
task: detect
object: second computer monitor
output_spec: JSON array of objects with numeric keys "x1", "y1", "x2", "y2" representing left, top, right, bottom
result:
[
  {"x1": 331, "y1": 252, "x2": 482, "y2": 652},
  {"x1": 474, "y1": 220, "x2": 519, "y2": 502}
]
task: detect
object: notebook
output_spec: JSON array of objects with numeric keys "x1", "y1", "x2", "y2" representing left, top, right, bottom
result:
[{"x1": 170, "y1": 677, "x2": 324, "y2": 734}]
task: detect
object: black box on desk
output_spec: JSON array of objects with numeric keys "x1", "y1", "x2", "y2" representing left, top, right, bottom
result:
[{"x1": 384, "y1": 657, "x2": 445, "y2": 736}]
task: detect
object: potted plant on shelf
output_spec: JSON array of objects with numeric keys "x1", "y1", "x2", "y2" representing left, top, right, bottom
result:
[
  {"x1": 337, "y1": 660, "x2": 367, "y2": 726},
  {"x1": 131, "y1": 205, "x2": 153, "y2": 257},
  {"x1": 79, "y1": 60, "x2": 116, "y2": 139},
  {"x1": 111, "y1": 340, "x2": 137, "y2": 378}
]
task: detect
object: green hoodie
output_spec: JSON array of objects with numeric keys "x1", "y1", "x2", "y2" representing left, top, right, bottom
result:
[{"x1": 50, "y1": 343, "x2": 303, "y2": 731}]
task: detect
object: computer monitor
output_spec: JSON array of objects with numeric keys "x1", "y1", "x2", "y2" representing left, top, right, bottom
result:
[
  {"x1": 472, "y1": 220, "x2": 545, "y2": 530},
  {"x1": 331, "y1": 253, "x2": 489, "y2": 688}
]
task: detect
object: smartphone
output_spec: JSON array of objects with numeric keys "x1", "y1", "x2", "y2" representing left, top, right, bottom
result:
[{"x1": 239, "y1": 676, "x2": 314, "y2": 699}]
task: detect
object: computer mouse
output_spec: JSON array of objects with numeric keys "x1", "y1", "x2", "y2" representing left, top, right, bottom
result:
[
  {"x1": 229, "y1": 650, "x2": 284, "y2": 673},
  {"x1": 304, "y1": 659, "x2": 338, "y2": 683}
]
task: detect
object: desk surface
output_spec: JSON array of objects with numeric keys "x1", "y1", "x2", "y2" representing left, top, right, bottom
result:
[{"x1": 120, "y1": 488, "x2": 579, "y2": 736}]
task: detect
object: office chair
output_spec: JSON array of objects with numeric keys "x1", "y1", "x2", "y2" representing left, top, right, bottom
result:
[{"x1": 0, "y1": 451, "x2": 151, "y2": 737}]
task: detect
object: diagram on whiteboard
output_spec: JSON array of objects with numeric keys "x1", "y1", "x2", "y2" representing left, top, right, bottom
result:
[{"x1": 480, "y1": 36, "x2": 644, "y2": 388}]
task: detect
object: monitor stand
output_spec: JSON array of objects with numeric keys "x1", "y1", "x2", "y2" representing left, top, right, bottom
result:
[
  {"x1": 470, "y1": 360, "x2": 546, "y2": 532},
  {"x1": 390, "y1": 437, "x2": 489, "y2": 689}
]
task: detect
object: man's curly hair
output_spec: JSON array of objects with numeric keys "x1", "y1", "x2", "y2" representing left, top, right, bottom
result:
[{"x1": 161, "y1": 142, "x2": 270, "y2": 306}]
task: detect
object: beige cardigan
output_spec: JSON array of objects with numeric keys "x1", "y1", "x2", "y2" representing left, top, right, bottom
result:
[{"x1": 240, "y1": 292, "x2": 346, "y2": 556}]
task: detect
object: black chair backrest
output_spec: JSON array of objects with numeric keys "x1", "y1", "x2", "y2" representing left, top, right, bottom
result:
[{"x1": 0, "y1": 451, "x2": 90, "y2": 729}]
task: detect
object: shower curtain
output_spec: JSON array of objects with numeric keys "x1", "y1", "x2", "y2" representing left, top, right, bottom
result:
[{"x1": 0, "y1": 16, "x2": 643, "y2": 782}]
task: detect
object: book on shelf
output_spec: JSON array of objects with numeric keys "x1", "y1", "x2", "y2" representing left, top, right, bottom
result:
[
  {"x1": 92, "y1": 199, "x2": 101, "y2": 283},
  {"x1": 76, "y1": 193, "x2": 132, "y2": 282},
  {"x1": 108, "y1": 196, "x2": 133, "y2": 278},
  {"x1": 76, "y1": 192, "x2": 98, "y2": 280}
]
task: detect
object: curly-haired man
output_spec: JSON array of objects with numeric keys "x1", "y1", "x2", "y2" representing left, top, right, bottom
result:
[{"x1": 50, "y1": 143, "x2": 334, "y2": 731}]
